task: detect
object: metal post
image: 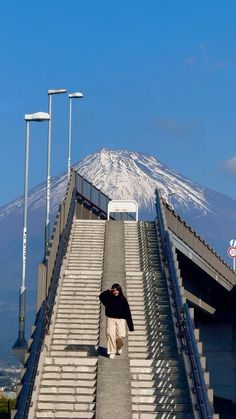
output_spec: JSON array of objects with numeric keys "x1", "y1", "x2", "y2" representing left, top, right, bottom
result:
[
  {"x1": 13, "y1": 120, "x2": 30, "y2": 355},
  {"x1": 67, "y1": 91, "x2": 83, "y2": 180},
  {"x1": 68, "y1": 97, "x2": 72, "y2": 180},
  {"x1": 13, "y1": 112, "x2": 50, "y2": 364},
  {"x1": 45, "y1": 94, "x2": 52, "y2": 260}
]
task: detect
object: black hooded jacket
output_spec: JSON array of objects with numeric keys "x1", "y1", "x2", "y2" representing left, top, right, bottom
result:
[{"x1": 99, "y1": 289, "x2": 134, "y2": 332}]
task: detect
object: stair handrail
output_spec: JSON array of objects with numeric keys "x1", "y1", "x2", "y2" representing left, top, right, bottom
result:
[
  {"x1": 14, "y1": 300, "x2": 49, "y2": 418},
  {"x1": 183, "y1": 302, "x2": 213, "y2": 418},
  {"x1": 155, "y1": 188, "x2": 213, "y2": 419},
  {"x1": 15, "y1": 182, "x2": 77, "y2": 418}
]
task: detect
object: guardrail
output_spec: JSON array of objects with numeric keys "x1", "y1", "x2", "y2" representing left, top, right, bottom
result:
[
  {"x1": 155, "y1": 188, "x2": 214, "y2": 419},
  {"x1": 164, "y1": 202, "x2": 236, "y2": 288},
  {"x1": 76, "y1": 172, "x2": 135, "y2": 221},
  {"x1": 183, "y1": 304, "x2": 213, "y2": 418},
  {"x1": 15, "y1": 171, "x2": 77, "y2": 418},
  {"x1": 14, "y1": 301, "x2": 49, "y2": 418}
]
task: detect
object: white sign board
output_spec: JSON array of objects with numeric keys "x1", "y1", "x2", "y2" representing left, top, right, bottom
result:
[
  {"x1": 108, "y1": 200, "x2": 138, "y2": 221},
  {"x1": 230, "y1": 239, "x2": 236, "y2": 247}
]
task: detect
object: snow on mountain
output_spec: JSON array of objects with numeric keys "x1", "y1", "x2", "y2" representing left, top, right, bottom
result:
[
  {"x1": 76, "y1": 148, "x2": 212, "y2": 218},
  {"x1": 0, "y1": 148, "x2": 212, "y2": 222}
]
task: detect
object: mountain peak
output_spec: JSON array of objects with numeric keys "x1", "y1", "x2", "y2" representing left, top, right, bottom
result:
[
  {"x1": 0, "y1": 148, "x2": 212, "y2": 222},
  {"x1": 75, "y1": 148, "x2": 211, "y2": 216}
]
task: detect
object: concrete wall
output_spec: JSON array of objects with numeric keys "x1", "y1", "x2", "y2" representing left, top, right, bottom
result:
[{"x1": 199, "y1": 322, "x2": 236, "y2": 402}]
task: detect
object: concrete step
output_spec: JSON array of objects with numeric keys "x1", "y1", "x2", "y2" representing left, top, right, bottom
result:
[
  {"x1": 132, "y1": 414, "x2": 193, "y2": 419},
  {"x1": 53, "y1": 325, "x2": 99, "y2": 331},
  {"x1": 55, "y1": 319, "x2": 99, "y2": 325},
  {"x1": 40, "y1": 379, "x2": 96, "y2": 388},
  {"x1": 49, "y1": 350, "x2": 98, "y2": 357},
  {"x1": 41, "y1": 372, "x2": 96, "y2": 381},
  {"x1": 59, "y1": 292, "x2": 99, "y2": 297},
  {"x1": 40, "y1": 386, "x2": 96, "y2": 395},
  {"x1": 56, "y1": 311, "x2": 100, "y2": 317},
  {"x1": 131, "y1": 387, "x2": 188, "y2": 396},
  {"x1": 53, "y1": 327, "x2": 99, "y2": 335},
  {"x1": 62, "y1": 280, "x2": 102, "y2": 284},
  {"x1": 132, "y1": 395, "x2": 189, "y2": 404},
  {"x1": 61, "y1": 284, "x2": 101, "y2": 289},
  {"x1": 130, "y1": 365, "x2": 185, "y2": 374},
  {"x1": 36, "y1": 402, "x2": 95, "y2": 412},
  {"x1": 67, "y1": 256, "x2": 103, "y2": 259},
  {"x1": 56, "y1": 315, "x2": 100, "y2": 321},
  {"x1": 63, "y1": 273, "x2": 102, "y2": 278},
  {"x1": 45, "y1": 357, "x2": 98, "y2": 366},
  {"x1": 36, "y1": 412, "x2": 95, "y2": 418},
  {"x1": 52, "y1": 336, "x2": 98, "y2": 343},
  {"x1": 130, "y1": 359, "x2": 181, "y2": 368},
  {"x1": 66, "y1": 265, "x2": 103, "y2": 269},
  {"x1": 38, "y1": 394, "x2": 95, "y2": 404},
  {"x1": 128, "y1": 342, "x2": 177, "y2": 351},
  {"x1": 130, "y1": 371, "x2": 186, "y2": 381},
  {"x1": 70, "y1": 242, "x2": 104, "y2": 246},
  {"x1": 44, "y1": 365, "x2": 97, "y2": 373},
  {"x1": 68, "y1": 252, "x2": 103, "y2": 256},
  {"x1": 59, "y1": 296, "x2": 99, "y2": 302},
  {"x1": 132, "y1": 403, "x2": 191, "y2": 413},
  {"x1": 58, "y1": 303, "x2": 99, "y2": 309},
  {"x1": 128, "y1": 352, "x2": 178, "y2": 359},
  {"x1": 61, "y1": 286, "x2": 100, "y2": 291},
  {"x1": 64, "y1": 270, "x2": 102, "y2": 275},
  {"x1": 58, "y1": 295, "x2": 100, "y2": 301},
  {"x1": 128, "y1": 285, "x2": 167, "y2": 293}
]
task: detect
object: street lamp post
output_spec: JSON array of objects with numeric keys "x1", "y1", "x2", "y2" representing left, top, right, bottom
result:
[
  {"x1": 45, "y1": 89, "x2": 67, "y2": 260},
  {"x1": 12, "y1": 112, "x2": 50, "y2": 364},
  {"x1": 67, "y1": 92, "x2": 84, "y2": 180}
]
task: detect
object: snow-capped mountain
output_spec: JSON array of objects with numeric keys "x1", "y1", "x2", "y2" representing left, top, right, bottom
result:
[
  {"x1": 77, "y1": 149, "x2": 212, "y2": 219},
  {"x1": 1, "y1": 148, "x2": 236, "y2": 364},
  {"x1": 0, "y1": 148, "x2": 212, "y2": 224}
]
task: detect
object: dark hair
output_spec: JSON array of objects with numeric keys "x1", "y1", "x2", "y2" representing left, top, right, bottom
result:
[{"x1": 111, "y1": 283, "x2": 125, "y2": 298}]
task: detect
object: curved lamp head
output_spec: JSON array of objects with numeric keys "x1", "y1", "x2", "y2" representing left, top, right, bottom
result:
[
  {"x1": 25, "y1": 112, "x2": 50, "y2": 122},
  {"x1": 68, "y1": 92, "x2": 84, "y2": 99},
  {"x1": 48, "y1": 89, "x2": 67, "y2": 95}
]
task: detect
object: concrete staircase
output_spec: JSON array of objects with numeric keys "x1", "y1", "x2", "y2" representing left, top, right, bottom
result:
[
  {"x1": 24, "y1": 218, "x2": 203, "y2": 418},
  {"x1": 28, "y1": 219, "x2": 105, "y2": 419},
  {"x1": 125, "y1": 221, "x2": 194, "y2": 418}
]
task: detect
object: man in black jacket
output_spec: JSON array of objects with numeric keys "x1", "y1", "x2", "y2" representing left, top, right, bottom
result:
[{"x1": 99, "y1": 283, "x2": 134, "y2": 359}]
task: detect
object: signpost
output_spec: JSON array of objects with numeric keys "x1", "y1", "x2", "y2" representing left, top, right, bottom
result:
[{"x1": 228, "y1": 241, "x2": 236, "y2": 271}]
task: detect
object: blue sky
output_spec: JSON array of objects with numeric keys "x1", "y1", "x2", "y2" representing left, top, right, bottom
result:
[{"x1": 1, "y1": 1, "x2": 236, "y2": 205}]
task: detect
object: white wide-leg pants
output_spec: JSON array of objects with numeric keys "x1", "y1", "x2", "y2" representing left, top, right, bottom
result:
[{"x1": 106, "y1": 317, "x2": 126, "y2": 355}]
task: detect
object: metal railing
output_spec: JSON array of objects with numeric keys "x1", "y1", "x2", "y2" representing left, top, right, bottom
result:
[
  {"x1": 15, "y1": 174, "x2": 77, "y2": 418},
  {"x1": 75, "y1": 172, "x2": 135, "y2": 221},
  {"x1": 164, "y1": 201, "x2": 236, "y2": 288},
  {"x1": 155, "y1": 188, "x2": 213, "y2": 419},
  {"x1": 14, "y1": 300, "x2": 49, "y2": 418},
  {"x1": 182, "y1": 304, "x2": 213, "y2": 418}
]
